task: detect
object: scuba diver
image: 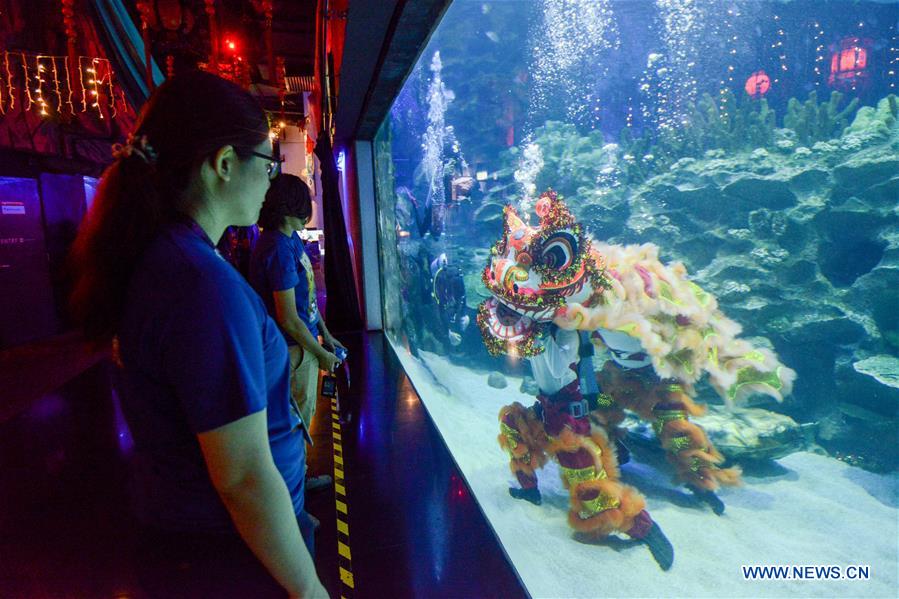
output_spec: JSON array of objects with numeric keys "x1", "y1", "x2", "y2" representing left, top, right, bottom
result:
[{"x1": 430, "y1": 253, "x2": 471, "y2": 348}]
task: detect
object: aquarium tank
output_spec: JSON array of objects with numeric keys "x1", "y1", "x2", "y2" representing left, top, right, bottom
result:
[{"x1": 372, "y1": 1, "x2": 898, "y2": 595}]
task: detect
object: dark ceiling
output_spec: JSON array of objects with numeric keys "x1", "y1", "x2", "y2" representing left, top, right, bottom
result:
[
  {"x1": 141, "y1": 0, "x2": 316, "y2": 77},
  {"x1": 269, "y1": 0, "x2": 316, "y2": 77},
  {"x1": 136, "y1": 0, "x2": 316, "y2": 117}
]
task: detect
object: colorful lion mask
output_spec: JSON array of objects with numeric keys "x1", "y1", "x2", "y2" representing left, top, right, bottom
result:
[{"x1": 477, "y1": 190, "x2": 610, "y2": 357}]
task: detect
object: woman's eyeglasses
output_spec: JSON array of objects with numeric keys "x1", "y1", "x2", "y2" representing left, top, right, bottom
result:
[{"x1": 250, "y1": 151, "x2": 285, "y2": 180}]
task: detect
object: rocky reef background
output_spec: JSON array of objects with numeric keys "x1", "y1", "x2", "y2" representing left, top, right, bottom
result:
[{"x1": 463, "y1": 92, "x2": 899, "y2": 472}]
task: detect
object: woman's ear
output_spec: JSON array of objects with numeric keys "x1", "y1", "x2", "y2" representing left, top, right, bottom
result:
[{"x1": 210, "y1": 145, "x2": 237, "y2": 182}]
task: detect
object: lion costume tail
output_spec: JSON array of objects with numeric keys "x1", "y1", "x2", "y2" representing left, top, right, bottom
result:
[{"x1": 554, "y1": 241, "x2": 795, "y2": 406}]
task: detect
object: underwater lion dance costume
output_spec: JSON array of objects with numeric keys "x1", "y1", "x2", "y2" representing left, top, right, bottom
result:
[{"x1": 477, "y1": 190, "x2": 795, "y2": 568}]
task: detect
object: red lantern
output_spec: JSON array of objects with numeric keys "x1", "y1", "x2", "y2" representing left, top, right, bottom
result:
[
  {"x1": 829, "y1": 37, "x2": 871, "y2": 91},
  {"x1": 744, "y1": 70, "x2": 771, "y2": 98}
]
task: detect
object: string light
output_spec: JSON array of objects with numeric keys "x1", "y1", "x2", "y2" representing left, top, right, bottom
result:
[
  {"x1": 51, "y1": 57, "x2": 63, "y2": 112},
  {"x1": 119, "y1": 89, "x2": 129, "y2": 116},
  {"x1": 21, "y1": 52, "x2": 34, "y2": 111},
  {"x1": 0, "y1": 51, "x2": 121, "y2": 119},
  {"x1": 772, "y1": 15, "x2": 788, "y2": 84},
  {"x1": 889, "y1": 33, "x2": 899, "y2": 89},
  {"x1": 34, "y1": 56, "x2": 49, "y2": 116},
  {"x1": 5, "y1": 52, "x2": 15, "y2": 112},
  {"x1": 77, "y1": 57, "x2": 86, "y2": 112},
  {"x1": 79, "y1": 57, "x2": 104, "y2": 119},
  {"x1": 63, "y1": 56, "x2": 74, "y2": 115},
  {"x1": 91, "y1": 58, "x2": 103, "y2": 119},
  {"x1": 850, "y1": 20, "x2": 866, "y2": 92},
  {"x1": 812, "y1": 21, "x2": 826, "y2": 87},
  {"x1": 106, "y1": 60, "x2": 117, "y2": 118},
  {"x1": 718, "y1": 8, "x2": 740, "y2": 119}
]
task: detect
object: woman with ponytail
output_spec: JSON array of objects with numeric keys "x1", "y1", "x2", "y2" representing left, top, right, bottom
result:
[{"x1": 70, "y1": 71, "x2": 327, "y2": 598}]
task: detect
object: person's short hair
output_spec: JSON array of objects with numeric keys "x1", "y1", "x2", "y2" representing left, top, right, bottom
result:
[{"x1": 258, "y1": 173, "x2": 313, "y2": 229}]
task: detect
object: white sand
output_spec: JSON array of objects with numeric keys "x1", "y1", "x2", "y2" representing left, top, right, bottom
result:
[{"x1": 391, "y1": 343, "x2": 899, "y2": 598}]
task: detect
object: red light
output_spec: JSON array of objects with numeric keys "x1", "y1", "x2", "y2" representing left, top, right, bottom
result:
[
  {"x1": 744, "y1": 70, "x2": 771, "y2": 98},
  {"x1": 829, "y1": 37, "x2": 871, "y2": 91}
]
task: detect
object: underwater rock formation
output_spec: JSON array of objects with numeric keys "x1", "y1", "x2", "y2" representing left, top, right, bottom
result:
[
  {"x1": 487, "y1": 371, "x2": 508, "y2": 389},
  {"x1": 621, "y1": 405, "x2": 806, "y2": 462},
  {"x1": 853, "y1": 355, "x2": 899, "y2": 392},
  {"x1": 616, "y1": 95, "x2": 899, "y2": 471},
  {"x1": 476, "y1": 94, "x2": 898, "y2": 471}
]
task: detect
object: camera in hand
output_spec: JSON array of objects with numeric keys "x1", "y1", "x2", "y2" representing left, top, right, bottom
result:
[
  {"x1": 321, "y1": 347, "x2": 345, "y2": 399},
  {"x1": 321, "y1": 372, "x2": 338, "y2": 398}
]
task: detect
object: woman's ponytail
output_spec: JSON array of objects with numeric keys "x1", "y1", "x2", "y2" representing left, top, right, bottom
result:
[{"x1": 69, "y1": 150, "x2": 170, "y2": 342}]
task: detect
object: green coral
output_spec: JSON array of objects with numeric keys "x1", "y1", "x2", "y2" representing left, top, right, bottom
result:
[
  {"x1": 619, "y1": 91, "x2": 778, "y2": 183},
  {"x1": 784, "y1": 90, "x2": 859, "y2": 146}
]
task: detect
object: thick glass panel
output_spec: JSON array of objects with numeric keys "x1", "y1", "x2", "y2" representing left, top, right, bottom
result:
[{"x1": 373, "y1": 2, "x2": 899, "y2": 594}]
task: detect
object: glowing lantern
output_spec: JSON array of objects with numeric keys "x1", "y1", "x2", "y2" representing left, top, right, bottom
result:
[
  {"x1": 744, "y1": 70, "x2": 771, "y2": 98},
  {"x1": 829, "y1": 37, "x2": 871, "y2": 91}
]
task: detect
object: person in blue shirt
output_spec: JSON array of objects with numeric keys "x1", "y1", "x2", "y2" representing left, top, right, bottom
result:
[
  {"x1": 69, "y1": 71, "x2": 326, "y2": 598},
  {"x1": 250, "y1": 174, "x2": 345, "y2": 439}
]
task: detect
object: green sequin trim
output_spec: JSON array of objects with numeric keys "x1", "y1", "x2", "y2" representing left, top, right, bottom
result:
[
  {"x1": 561, "y1": 465, "x2": 602, "y2": 486},
  {"x1": 500, "y1": 422, "x2": 521, "y2": 450},
  {"x1": 668, "y1": 435, "x2": 692, "y2": 452},
  {"x1": 596, "y1": 393, "x2": 615, "y2": 408},
  {"x1": 726, "y1": 366, "x2": 784, "y2": 402},
  {"x1": 653, "y1": 409, "x2": 686, "y2": 435},
  {"x1": 743, "y1": 350, "x2": 766, "y2": 363},
  {"x1": 578, "y1": 492, "x2": 621, "y2": 519}
]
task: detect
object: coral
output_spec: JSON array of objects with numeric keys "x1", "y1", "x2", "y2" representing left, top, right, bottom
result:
[
  {"x1": 619, "y1": 91, "x2": 778, "y2": 182},
  {"x1": 783, "y1": 90, "x2": 859, "y2": 146}
]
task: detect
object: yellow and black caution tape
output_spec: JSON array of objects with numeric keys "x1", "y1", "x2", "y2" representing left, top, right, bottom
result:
[{"x1": 331, "y1": 397, "x2": 354, "y2": 598}]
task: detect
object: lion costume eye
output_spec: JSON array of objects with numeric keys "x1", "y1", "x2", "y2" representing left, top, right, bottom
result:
[
  {"x1": 539, "y1": 232, "x2": 578, "y2": 271},
  {"x1": 504, "y1": 266, "x2": 529, "y2": 293}
]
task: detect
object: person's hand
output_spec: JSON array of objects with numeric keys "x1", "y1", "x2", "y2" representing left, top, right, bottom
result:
[
  {"x1": 452, "y1": 175, "x2": 474, "y2": 194},
  {"x1": 323, "y1": 334, "x2": 346, "y2": 353},
  {"x1": 316, "y1": 350, "x2": 340, "y2": 372}
]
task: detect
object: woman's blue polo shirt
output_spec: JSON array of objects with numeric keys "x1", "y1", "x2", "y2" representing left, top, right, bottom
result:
[{"x1": 117, "y1": 221, "x2": 305, "y2": 533}]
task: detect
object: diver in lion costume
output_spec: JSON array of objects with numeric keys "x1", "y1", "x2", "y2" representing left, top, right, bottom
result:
[{"x1": 477, "y1": 190, "x2": 796, "y2": 570}]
